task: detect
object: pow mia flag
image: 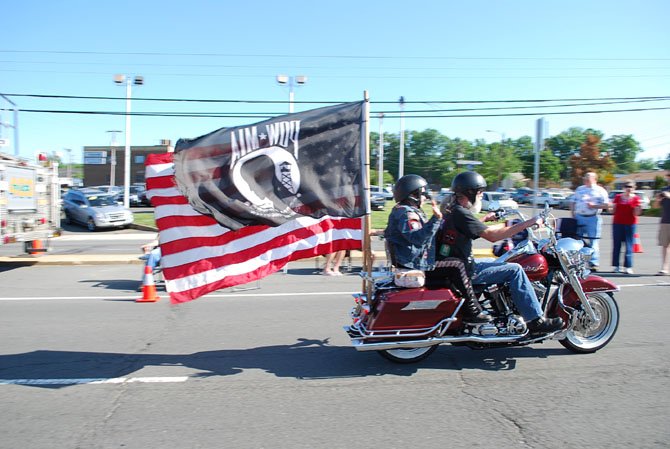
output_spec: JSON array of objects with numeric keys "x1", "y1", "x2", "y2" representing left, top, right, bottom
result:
[{"x1": 174, "y1": 101, "x2": 366, "y2": 230}]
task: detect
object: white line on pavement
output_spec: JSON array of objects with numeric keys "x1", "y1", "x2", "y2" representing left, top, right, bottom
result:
[
  {"x1": 0, "y1": 291, "x2": 357, "y2": 301},
  {"x1": 0, "y1": 377, "x2": 189, "y2": 385},
  {"x1": 0, "y1": 284, "x2": 667, "y2": 302}
]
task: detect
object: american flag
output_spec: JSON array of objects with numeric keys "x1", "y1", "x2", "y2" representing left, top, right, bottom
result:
[{"x1": 145, "y1": 152, "x2": 363, "y2": 304}]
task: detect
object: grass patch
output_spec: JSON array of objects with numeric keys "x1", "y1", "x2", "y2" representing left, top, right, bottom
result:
[
  {"x1": 133, "y1": 212, "x2": 157, "y2": 228},
  {"x1": 132, "y1": 202, "x2": 450, "y2": 231}
]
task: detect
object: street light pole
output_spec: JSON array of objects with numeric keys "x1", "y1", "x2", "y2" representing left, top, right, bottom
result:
[
  {"x1": 114, "y1": 74, "x2": 143, "y2": 209},
  {"x1": 64, "y1": 148, "x2": 72, "y2": 180},
  {"x1": 398, "y1": 96, "x2": 405, "y2": 179},
  {"x1": 106, "y1": 130, "x2": 122, "y2": 187},
  {"x1": 276, "y1": 75, "x2": 307, "y2": 113}
]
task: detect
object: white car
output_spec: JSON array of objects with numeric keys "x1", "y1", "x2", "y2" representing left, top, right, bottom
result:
[
  {"x1": 534, "y1": 191, "x2": 565, "y2": 207},
  {"x1": 371, "y1": 185, "x2": 394, "y2": 200},
  {"x1": 481, "y1": 192, "x2": 519, "y2": 211}
]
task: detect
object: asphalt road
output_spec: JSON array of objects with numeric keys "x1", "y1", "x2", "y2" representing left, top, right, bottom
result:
[{"x1": 1, "y1": 265, "x2": 669, "y2": 448}]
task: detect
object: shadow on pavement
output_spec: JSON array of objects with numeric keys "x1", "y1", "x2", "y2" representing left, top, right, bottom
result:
[{"x1": 0, "y1": 338, "x2": 571, "y2": 389}]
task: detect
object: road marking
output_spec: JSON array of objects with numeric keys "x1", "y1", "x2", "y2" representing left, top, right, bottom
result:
[
  {"x1": 0, "y1": 291, "x2": 358, "y2": 301},
  {"x1": 0, "y1": 376, "x2": 189, "y2": 386},
  {"x1": 618, "y1": 282, "x2": 670, "y2": 288},
  {"x1": 0, "y1": 284, "x2": 667, "y2": 302},
  {"x1": 54, "y1": 234, "x2": 153, "y2": 241}
]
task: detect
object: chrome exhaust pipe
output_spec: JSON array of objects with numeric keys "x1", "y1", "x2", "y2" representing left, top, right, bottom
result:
[{"x1": 350, "y1": 334, "x2": 524, "y2": 352}]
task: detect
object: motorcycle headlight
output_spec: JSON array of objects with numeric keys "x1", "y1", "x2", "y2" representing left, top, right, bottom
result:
[{"x1": 579, "y1": 247, "x2": 594, "y2": 265}]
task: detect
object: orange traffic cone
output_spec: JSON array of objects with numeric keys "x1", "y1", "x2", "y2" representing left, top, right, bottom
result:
[
  {"x1": 633, "y1": 233, "x2": 644, "y2": 253},
  {"x1": 137, "y1": 265, "x2": 160, "y2": 303},
  {"x1": 28, "y1": 239, "x2": 43, "y2": 255}
]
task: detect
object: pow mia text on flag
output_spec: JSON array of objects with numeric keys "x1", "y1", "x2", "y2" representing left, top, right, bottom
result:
[{"x1": 174, "y1": 102, "x2": 365, "y2": 230}]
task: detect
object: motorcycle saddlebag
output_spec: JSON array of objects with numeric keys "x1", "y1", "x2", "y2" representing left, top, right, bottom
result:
[{"x1": 366, "y1": 288, "x2": 461, "y2": 331}]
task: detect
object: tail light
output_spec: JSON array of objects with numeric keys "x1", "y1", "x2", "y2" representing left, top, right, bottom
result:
[{"x1": 1, "y1": 219, "x2": 6, "y2": 228}]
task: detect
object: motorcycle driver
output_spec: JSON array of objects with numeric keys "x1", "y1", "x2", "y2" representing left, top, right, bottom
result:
[
  {"x1": 384, "y1": 174, "x2": 491, "y2": 324},
  {"x1": 438, "y1": 171, "x2": 564, "y2": 334}
]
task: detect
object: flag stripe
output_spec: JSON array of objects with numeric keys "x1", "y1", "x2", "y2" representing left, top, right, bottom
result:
[{"x1": 145, "y1": 152, "x2": 363, "y2": 304}]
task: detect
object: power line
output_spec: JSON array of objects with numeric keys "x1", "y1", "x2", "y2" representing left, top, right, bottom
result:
[
  {"x1": 1, "y1": 49, "x2": 669, "y2": 61},
  {"x1": 6, "y1": 105, "x2": 670, "y2": 119},
  {"x1": 3, "y1": 93, "x2": 669, "y2": 105}
]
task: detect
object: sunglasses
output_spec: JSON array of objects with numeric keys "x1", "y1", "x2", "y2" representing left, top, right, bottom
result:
[{"x1": 625, "y1": 186, "x2": 634, "y2": 189}]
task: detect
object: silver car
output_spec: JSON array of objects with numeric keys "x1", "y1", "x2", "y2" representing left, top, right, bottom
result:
[{"x1": 62, "y1": 189, "x2": 134, "y2": 231}]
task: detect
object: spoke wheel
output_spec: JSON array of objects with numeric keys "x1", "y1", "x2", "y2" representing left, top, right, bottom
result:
[
  {"x1": 560, "y1": 292, "x2": 619, "y2": 353},
  {"x1": 378, "y1": 345, "x2": 437, "y2": 364},
  {"x1": 87, "y1": 218, "x2": 97, "y2": 232}
]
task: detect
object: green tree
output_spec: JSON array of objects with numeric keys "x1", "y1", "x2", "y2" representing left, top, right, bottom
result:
[
  {"x1": 637, "y1": 158, "x2": 657, "y2": 170},
  {"x1": 404, "y1": 129, "x2": 453, "y2": 187},
  {"x1": 603, "y1": 134, "x2": 642, "y2": 173},
  {"x1": 661, "y1": 153, "x2": 670, "y2": 170},
  {"x1": 478, "y1": 139, "x2": 523, "y2": 188}
]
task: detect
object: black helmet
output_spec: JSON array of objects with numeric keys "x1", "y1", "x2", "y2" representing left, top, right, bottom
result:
[
  {"x1": 393, "y1": 174, "x2": 428, "y2": 203},
  {"x1": 451, "y1": 171, "x2": 486, "y2": 203}
]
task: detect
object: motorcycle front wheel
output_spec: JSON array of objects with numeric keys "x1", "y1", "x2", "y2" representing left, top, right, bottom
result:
[
  {"x1": 560, "y1": 292, "x2": 619, "y2": 354},
  {"x1": 378, "y1": 346, "x2": 438, "y2": 363}
]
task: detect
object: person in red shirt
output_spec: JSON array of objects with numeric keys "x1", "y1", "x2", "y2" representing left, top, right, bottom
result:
[{"x1": 611, "y1": 181, "x2": 642, "y2": 274}]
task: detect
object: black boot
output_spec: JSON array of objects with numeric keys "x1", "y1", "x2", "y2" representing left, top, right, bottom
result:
[
  {"x1": 527, "y1": 316, "x2": 564, "y2": 334},
  {"x1": 461, "y1": 296, "x2": 493, "y2": 324}
]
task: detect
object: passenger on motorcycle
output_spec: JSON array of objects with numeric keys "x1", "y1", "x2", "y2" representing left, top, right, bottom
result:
[
  {"x1": 438, "y1": 171, "x2": 564, "y2": 334},
  {"x1": 384, "y1": 175, "x2": 491, "y2": 324}
]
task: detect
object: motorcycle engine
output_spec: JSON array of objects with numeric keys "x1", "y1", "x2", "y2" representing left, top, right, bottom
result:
[
  {"x1": 532, "y1": 281, "x2": 547, "y2": 302},
  {"x1": 506, "y1": 314, "x2": 527, "y2": 335}
]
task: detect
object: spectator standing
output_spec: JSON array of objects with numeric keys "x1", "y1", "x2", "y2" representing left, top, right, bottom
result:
[
  {"x1": 654, "y1": 173, "x2": 670, "y2": 275},
  {"x1": 322, "y1": 250, "x2": 346, "y2": 276},
  {"x1": 611, "y1": 181, "x2": 642, "y2": 274},
  {"x1": 571, "y1": 172, "x2": 610, "y2": 270}
]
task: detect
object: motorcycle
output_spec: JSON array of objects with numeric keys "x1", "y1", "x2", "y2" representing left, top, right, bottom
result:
[{"x1": 344, "y1": 204, "x2": 620, "y2": 363}]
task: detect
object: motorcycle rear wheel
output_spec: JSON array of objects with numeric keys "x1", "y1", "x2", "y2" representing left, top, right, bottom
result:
[
  {"x1": 378, "y1": 346, "x2": 438, "y2": 363},
  {"x1": 560, "y1": 292, "x2": 619, "y2": 354}
]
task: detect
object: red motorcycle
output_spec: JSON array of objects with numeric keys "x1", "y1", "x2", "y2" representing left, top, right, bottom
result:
[{"x1": 344, "y1": 205, "x2": 620, "y2": 363}]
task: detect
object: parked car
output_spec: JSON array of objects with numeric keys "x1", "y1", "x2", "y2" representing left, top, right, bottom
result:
[
  {"x1": 371, "y1": 185, "x2": 394, "y2": 200},
  {"x1": 481, "y1": 191, "x2": 519, "y2": 211},
  {"x1": 534, "y1": 191, "x2": 565, "y2": 207},
  {"x1": 114, "y1": 185, "x2": 146, "y2": 206},
  {"x1": 370, "y1": 193, "x2": 386, "y2": 211},
  {"x1": 636, "y1": 190, "x2": 652, "y2": 210},
  {"x1": 62, "y1": 188, "x2": 134, "y2": 231},
  {"x1": 558, "y1": 193, "x2": 575, "y2": 210},
  {"x1": 512, "y1": 188, "x2": 535, "y2": 204},
  {"x1": 436, "y1": 188, "x2": 453, "y2": 204}
]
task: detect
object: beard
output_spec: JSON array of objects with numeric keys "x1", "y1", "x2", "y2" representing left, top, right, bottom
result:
[{"x1": 466, "y1": 197, "x2": 483, "y2": 214}]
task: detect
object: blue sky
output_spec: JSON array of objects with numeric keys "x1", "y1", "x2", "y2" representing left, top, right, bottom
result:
[{"x1": 2, "y1": 0, "x2": 669, "y2": 167}]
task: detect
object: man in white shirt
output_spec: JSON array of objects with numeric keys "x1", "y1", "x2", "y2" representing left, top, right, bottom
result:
[{"x1": 571, "y1": 172, "x2": 610, "y2": 270}]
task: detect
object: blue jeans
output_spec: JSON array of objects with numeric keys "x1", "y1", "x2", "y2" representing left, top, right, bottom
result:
[
  {"x1": 575, "y1": 214, "x2": 602, "y2": 267},
  {"x1": 472, "y1": 261, "x2": 543, "y2": 321},
  {"x1": 146, "y1": 247, "x2": 162, "y2": 271},
  {"x1": 612, "y1": 223, "x2": 635, "y2": 268}
]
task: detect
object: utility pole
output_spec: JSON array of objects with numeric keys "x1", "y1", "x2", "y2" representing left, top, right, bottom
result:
[{"x1": 378, "y1": 113, "x2": 384, "y2": 191}]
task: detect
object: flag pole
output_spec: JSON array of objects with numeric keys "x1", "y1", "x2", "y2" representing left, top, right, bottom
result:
[{"x1": 362, "y1": 91, "x2": 372, "y2": 293}]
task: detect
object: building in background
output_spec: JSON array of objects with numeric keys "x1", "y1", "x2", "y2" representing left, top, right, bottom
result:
[{"x1": 82, "y1": 140, "x2": 172, "y2": 186}]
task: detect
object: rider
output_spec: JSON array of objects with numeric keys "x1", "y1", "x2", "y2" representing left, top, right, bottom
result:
[
  {"x1": 384, "y1": 174, "x2": 491, "y2": 324},
  {"x1": 438, "y1": 171, "x2": 564, "y2": 334}
]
